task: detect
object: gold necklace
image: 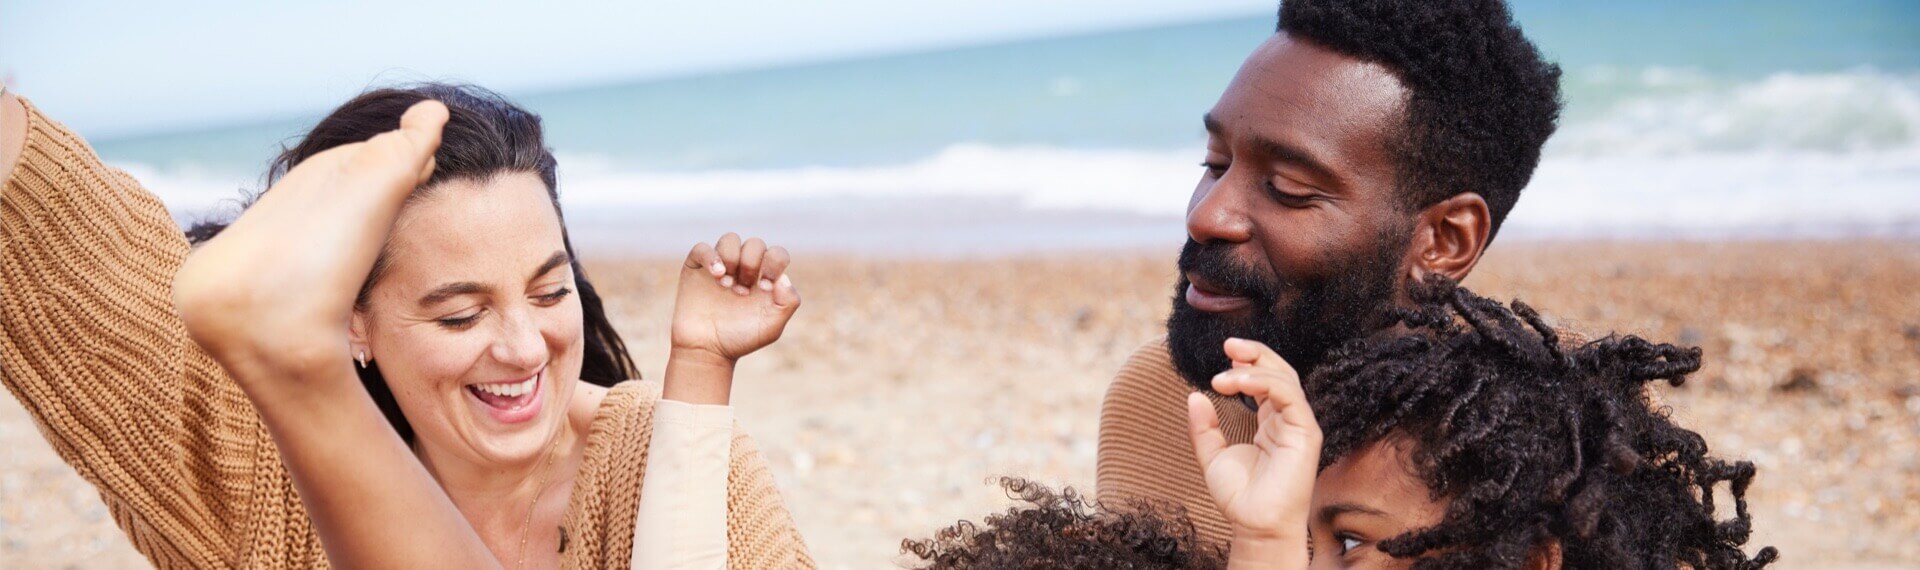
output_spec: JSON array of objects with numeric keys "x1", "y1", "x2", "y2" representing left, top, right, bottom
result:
[{"x1": 515, "y1": 436, "x2": 563, "y2": 570}]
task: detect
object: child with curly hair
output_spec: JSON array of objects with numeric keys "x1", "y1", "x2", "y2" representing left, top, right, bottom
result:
[{"x1": 906, "y1": 279, "x2": 1778, "y2": 569}]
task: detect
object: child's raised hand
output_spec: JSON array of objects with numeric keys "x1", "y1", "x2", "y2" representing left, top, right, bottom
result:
[
  {"x1": 1187, "y1": 338, "x2": 1318, "y2": 568},
  {"x1": 671, "y1": 232, "x2": 800, "y2": 364}
]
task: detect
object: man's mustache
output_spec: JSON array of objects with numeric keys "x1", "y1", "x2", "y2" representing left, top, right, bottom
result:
[{"x1": 1176, "y1": 239, "x2": 1283, "y2": 304}]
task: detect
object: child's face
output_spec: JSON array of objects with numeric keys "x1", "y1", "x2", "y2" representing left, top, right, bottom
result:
[{"x1": 1307, "y1": 437, "x2": 1446, "y2": 569}]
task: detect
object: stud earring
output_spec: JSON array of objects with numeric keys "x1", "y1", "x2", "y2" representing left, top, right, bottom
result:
[{"x1": 356, "y1": 350, "x2": 369, "y2": 369}]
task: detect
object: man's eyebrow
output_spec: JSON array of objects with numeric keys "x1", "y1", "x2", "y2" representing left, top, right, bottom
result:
[
  {"x1": 1251, "y1": 134, "x2": 1339, "y2": 185},
  {"x1": 529, "y1": 250, "x2": 570, "y2": 282},
  {"x1": 1317, "y1": 502, "x2": 1391, "y2": 525},
  {"x1": 419, "y1": 282, "x2": 491, "y2": 307},
  {"x1": 1202, "y1": 112, "x2": 1340, "y2": 186}
]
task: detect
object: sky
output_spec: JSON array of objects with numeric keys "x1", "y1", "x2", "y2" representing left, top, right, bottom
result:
[{"x1": 0, "y1": 0, "x2": 1272, "y2": 137}]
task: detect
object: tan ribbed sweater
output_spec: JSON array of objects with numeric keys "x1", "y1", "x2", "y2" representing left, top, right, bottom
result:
[
  {"x1": 1096, "y1": 338, "x2": 1255, "y2": 548},
  {"x1": 0, "y1": 99, "x2": 813, "y2": 568}
]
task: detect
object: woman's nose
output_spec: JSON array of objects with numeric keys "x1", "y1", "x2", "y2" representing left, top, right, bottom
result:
[{"x1": 487, "y1": 309, "x2": 549, "y2": 371}]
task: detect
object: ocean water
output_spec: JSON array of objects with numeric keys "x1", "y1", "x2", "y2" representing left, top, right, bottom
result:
[{"x1": 91, "y1": 0, "x2": 1920, "y2": 253}]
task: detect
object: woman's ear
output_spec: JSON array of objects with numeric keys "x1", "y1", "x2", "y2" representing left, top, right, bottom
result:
[
  {"x1": 1526, "y1": 539, "x2": 1563, "y2": 570},
  {"x1": 1405, "y1": 193, "x2": 1492, "y2": 283},
  {"x1": 348, "y1": 311, "x2": 372, "y2": 363}
]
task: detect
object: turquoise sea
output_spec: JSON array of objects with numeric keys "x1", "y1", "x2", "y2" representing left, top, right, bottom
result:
[{"x1": 89, "y1": 0, "x2": 1920, "y2": 253}]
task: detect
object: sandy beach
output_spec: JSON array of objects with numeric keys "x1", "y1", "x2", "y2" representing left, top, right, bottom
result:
[{"x1": 3, "y1": 239, "x2": 1917, "y2": 568}]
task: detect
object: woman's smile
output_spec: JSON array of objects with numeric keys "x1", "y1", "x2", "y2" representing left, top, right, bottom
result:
[{"x1": 465, "y1": 366, "x2": 546, "y2": 425}]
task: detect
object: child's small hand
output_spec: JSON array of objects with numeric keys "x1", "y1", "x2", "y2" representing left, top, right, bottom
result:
[
  {"x1": 664, "y1": 233, "x2": 800, "y2": 403},
  {"x1": 1187, "y1": 338, "x2": 1319, "y2": 568}
]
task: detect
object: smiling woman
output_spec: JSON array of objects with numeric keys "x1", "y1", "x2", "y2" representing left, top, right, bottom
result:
[{"x1": 0, "y1": 83, "x2": 813, "y2": 568}]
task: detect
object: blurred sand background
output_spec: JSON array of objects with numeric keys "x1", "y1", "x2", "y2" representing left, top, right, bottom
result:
[{"x1": 3, "y1": 239, "x2": 1917, "y2": 568}]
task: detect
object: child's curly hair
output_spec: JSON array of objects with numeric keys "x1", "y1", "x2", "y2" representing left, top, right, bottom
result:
[
  {"x1": 1307, "y1": 277, "x2": 1779, "y2": 568},
  {"x1": 901, "y1": 477, "x2": 1225, "y2": 569}
]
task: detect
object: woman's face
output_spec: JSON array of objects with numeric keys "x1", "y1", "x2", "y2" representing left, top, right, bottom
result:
[
  {"x1": 1308, "y1": 437, "x2": 1447, "y2": 569},
  {"x1": 349, "y1": 171, "x2": 585, "y2": 467}
]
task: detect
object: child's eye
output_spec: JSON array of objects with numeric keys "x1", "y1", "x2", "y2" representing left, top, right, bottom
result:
[{"x1": 1336, "y1": 533, "x2": 1364, "y2": 555}]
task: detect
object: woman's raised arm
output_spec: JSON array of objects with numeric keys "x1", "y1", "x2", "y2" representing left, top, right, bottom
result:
[
  {"x1": 173, "y1": 99, "x2": 500, "y2": 568},
  {"x1": 0, "y1": 91, "x2": 324, "y2": 565}
]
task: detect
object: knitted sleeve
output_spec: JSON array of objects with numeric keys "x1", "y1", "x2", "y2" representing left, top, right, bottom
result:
[
  {"x1": 1094, "y1": 338, "x2": 1251, "y2": 548},
  {"x1": 721, "y1": 418, "x2": 816, "y2": 569},
  {"x1": 0, "y1": 99, "x2": 319, "y2": 567},
  {"x1": 563, "y1": 382, "x2": 815, "y2": 569}
]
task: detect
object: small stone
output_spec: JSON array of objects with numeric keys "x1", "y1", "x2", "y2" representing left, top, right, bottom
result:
[
  {"x1": 1775, "y1": 366, "x2": 1821, "y2": 393},
  {"x1": 1072, "y1": 307, "x2": 1094, "y2": 331}
]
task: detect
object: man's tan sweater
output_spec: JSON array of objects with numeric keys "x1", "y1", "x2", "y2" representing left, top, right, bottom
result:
[
  {"x1": 1096, "y1": 338, "x2": 1256, "y2": 548},
  {"x1": 0, "y1": 98, "x2": 813, "y2": 568}
]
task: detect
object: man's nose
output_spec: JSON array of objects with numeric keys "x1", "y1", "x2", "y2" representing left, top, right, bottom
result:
[{"x1": 1187, "y1": 174, "x2": 1254, "y2": 245}]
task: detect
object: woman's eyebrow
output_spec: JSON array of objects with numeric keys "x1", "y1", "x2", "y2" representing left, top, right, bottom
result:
[
  {"x1": 1318, "y1": 502, "x2": 1390, "y2": 524},
  {"x1": 529, "y1": 250, "x2": 569, "y2": 282},
  {"x1": 418, "y1": 282, "x2": 491, "y2": 307}
]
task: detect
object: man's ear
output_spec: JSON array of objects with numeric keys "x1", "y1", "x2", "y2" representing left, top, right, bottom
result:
[
  {"x1": 1404, "y1": 193, "x2": 1491, "y2": 283},
  {"x1": 1526, "y1": 539, "x2": 1563, "y2": 570}
]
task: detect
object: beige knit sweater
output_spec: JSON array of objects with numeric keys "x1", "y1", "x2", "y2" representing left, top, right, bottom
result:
[
  {"x1": 0, "y1": 99, "x2": 813, "y2": 568},
  {"x1": 1095, "y1": 338, "x2": 1255, "y2": 548}
]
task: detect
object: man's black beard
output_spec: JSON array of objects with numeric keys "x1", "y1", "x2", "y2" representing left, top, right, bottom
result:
[{"x1": 1165, "y1": 233, "x2": 1407, "y2": 394}]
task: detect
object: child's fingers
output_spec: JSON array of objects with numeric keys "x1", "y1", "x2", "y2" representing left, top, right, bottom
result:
[
  {"x1": 771, "y1": 274, "x2": 800, "y2": 309},
  {"x1": 759, "y1": 246, "x2": 791, "y2": 292},
  {"x1": 685, "y1": 241, "x2": 723, "y2": 277},
  {"x1": 1210, "y1": 368, "x2": 1275, "y2": 400},
  {"x1": 1212, "y1": 367, "x2": 1313, "y2": 427},
  {"x1": 736, "y1": 237, "x2": 766, "y2": 295},
  {"x1": 1225, "y1": 337, "x2": 1292, "y2": 372},
  {"x1": 1187, "y1": 392, "x2": 1229, "y2": 469},
  {"x1": 714, "y1": 232, "x2": 742, "y2": 288},
  {"x1": 1220, "y1": 366, "x2": 1318, "y2": 446}
]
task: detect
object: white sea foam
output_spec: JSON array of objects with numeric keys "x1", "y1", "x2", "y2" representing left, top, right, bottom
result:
[
  {"x1": 121, "y1": 69, "x2": 1920, "y2": 249},
  {"x1": 1556, "y1": 67, "x2": 1920, "y2": 155}
]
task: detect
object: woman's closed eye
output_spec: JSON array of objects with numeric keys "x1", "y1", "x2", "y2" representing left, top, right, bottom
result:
[
  {"x1": 532, "y1": 286, "x2": 572, "y2": 305},
  {"x1": 435, "y1": 309, "x2": 485, "y2": 330},
  {"x1": 433, "y1": 286, "x2": 569, "y2": 329}
]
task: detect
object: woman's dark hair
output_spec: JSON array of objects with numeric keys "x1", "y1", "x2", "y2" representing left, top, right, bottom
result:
[
  {"x1": 902, "y1": 478, "x2": 1224, "y2": 569},
  {"x1": 186, "y1": 83, "x2": 639, "y2": 443},
  {"x1": 1306, "y1": 277, "x2": 1778, "y2": 569}
]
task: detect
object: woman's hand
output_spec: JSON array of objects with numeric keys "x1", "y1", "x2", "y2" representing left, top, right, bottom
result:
[
  {"x1": 663, "y1": 232, "x2": 800, "y2": 404},
  {"x1": 173, "y1": 100, "x2": 448, "y2": 385},
  {"x1": 171, "y1": 100, "x2": 501, "y2": 568},
  {"x1": 1188, "y1": 338, "x2": 1319, "y2": 569}
]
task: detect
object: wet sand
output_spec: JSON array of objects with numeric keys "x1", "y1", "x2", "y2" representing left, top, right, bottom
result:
[{"x1": 3, "y1": 240, "x2": 1916, "y2": 568}]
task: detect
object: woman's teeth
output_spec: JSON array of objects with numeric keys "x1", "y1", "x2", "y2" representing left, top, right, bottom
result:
[{"x1": 474, "y1": 376, "x2": 536, "y2": 398}]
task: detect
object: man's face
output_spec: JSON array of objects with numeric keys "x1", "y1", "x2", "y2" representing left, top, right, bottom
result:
[{"x1": 1168, "y1": 34, "x2": 1416, "y2": 390}]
